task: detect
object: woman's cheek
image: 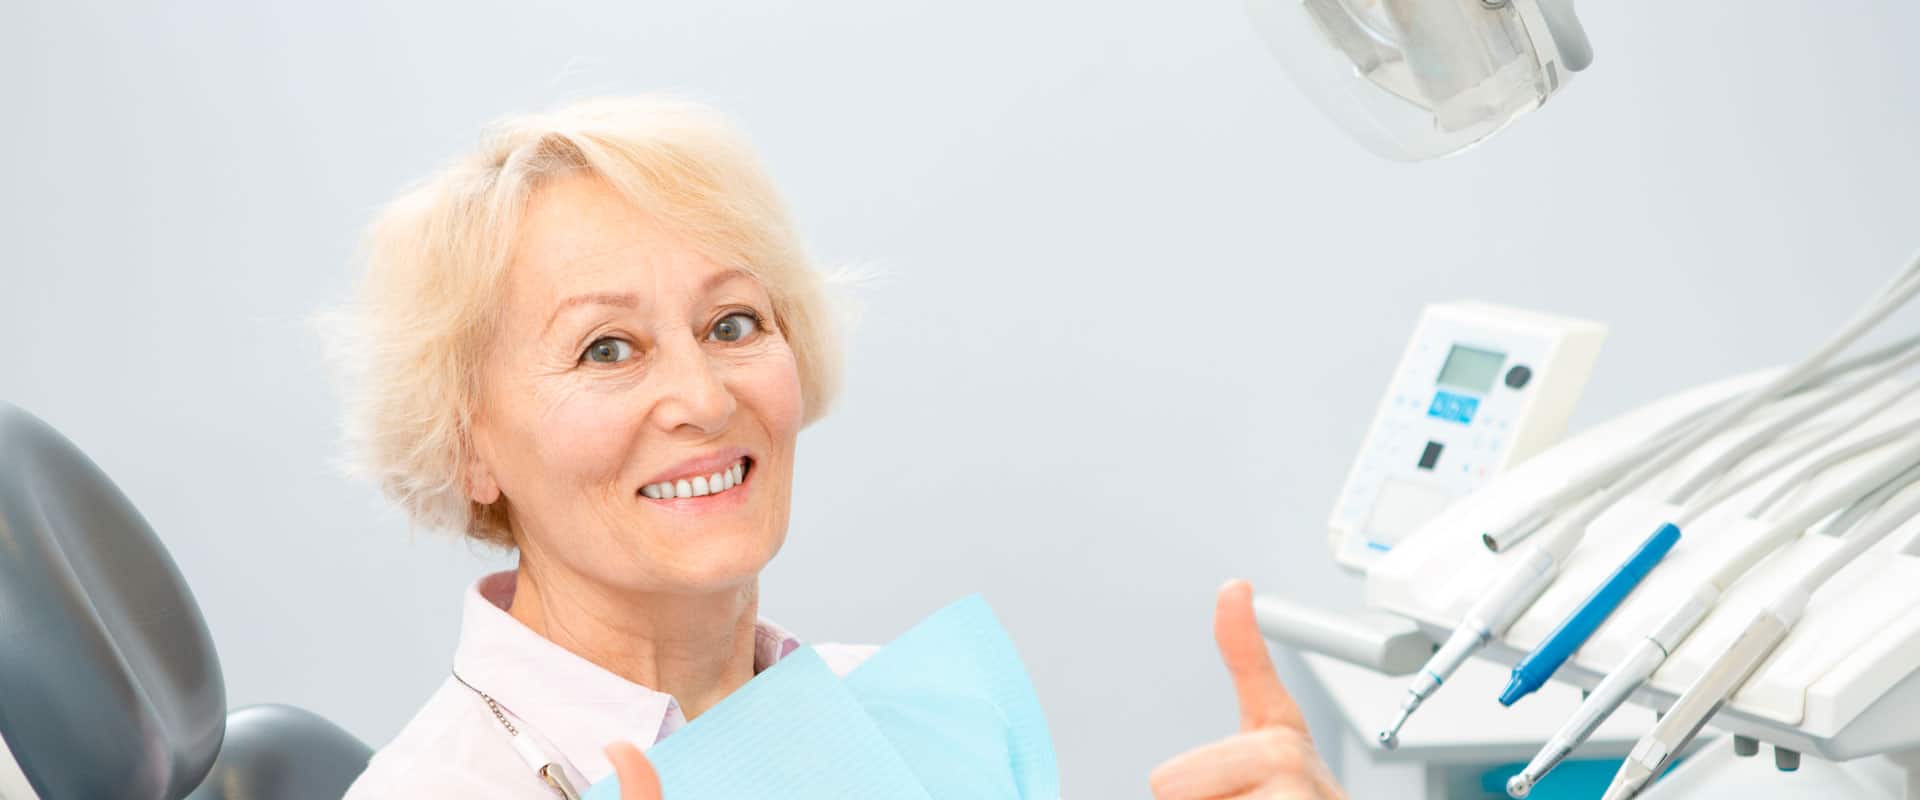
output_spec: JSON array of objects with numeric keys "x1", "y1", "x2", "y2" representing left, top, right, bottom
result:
[
  {"x1": 734, "y1": 343, "x2": 805, "y2": 437},
  {"x1": 536, "y1": 386, "x2": 648, "y2": 482}
]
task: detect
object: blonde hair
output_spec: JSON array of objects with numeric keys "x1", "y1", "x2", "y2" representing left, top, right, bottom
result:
[{"x1": 326, "y1": 96, "x2": 841, "y2": 546}]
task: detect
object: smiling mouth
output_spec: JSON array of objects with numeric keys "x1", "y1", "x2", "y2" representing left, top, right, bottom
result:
[{"x1": 640, "y1": 457, "x2": 752, "y2": 500}]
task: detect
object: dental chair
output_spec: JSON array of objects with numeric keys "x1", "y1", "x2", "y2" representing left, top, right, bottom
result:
[{"x1": 0, "y1": 402, "x2": 371, "y2": 800}]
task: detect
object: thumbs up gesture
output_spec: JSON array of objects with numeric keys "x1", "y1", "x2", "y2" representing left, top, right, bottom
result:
[{"x1": 1149, "y1": 580, "x2": 1346, "y2": 799}]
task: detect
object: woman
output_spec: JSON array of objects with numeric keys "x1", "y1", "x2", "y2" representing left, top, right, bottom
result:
[{"x1": 333, "y1": 97, "x2": 1343, "y2": 799}]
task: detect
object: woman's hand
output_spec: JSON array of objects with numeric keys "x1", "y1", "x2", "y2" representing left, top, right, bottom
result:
[
  {"x1": 1149, "y1": 580, "x2": 1345, "y2": 800},
  {"x1": 605, "y1": 741, "x2": 664, "y2": 800}
]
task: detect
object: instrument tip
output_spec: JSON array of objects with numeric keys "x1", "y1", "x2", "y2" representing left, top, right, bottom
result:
[
  {"x1": 1377, "y1": 704, "x2": 1413, "y2": 750},
  {"x1": 1505, "y1": 774, "x2": 1532, "y2": 798},
  {"x1": 1600, "y1": 771, "x2": 1646, "y2": 800}
]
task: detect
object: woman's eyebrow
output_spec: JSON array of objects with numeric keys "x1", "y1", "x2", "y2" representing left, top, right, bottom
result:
[
  {"x1": 544, "y1": 292, "x2": 639, "y2": 333},
  {"x1": 701, "y1": 268, "x2": 757, "y2": 296}
]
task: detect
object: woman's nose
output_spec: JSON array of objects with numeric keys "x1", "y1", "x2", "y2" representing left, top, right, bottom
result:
[{"x1": 648, "y1": 338, "x2": 737, "y2": 435}]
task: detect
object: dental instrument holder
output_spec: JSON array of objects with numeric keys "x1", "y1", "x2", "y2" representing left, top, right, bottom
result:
[{"x1": 1366, "y1": 370, "x2": 1920, "y2": 799}]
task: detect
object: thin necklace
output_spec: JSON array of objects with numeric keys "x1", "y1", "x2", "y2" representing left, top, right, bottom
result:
[{"x1": 450, "y1": 670, "x2": 582, "y2": 800}]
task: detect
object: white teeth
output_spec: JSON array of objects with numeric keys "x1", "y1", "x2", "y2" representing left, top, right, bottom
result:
[{"x1": 644, "y1": 459, "x2": 749, "y2": 501}]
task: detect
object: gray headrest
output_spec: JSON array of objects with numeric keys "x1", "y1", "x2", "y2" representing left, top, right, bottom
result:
[
  {"x1": 0, "y1": 402, "x2": 226, "y2": 800},
  {"x1": 184, "y1": 705, "x2": 372, "y2": 800}
]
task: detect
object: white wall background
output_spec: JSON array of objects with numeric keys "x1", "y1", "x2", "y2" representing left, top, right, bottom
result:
[{"x1": 4, "y1": 2, "x2": 1918, "y2": 796}]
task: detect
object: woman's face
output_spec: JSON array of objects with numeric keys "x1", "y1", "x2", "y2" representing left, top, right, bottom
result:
[{"x1": 467, "y1": 173, "x2": 805, "y2": 594}]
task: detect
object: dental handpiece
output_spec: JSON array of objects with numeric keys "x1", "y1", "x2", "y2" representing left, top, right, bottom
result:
[
  {"x1": 1378, "y1": 528, "x2": 1567, "y2": 748},
  {"x1": 1600, "y1": 458, "x2": 1920, "y2": 800},
  {"x1": 1509, "y1": 432, "x2": 1920, "y2": 796},
  {"x1": 1600, "y1": 593, "x2": 1806, "y2": 800},
  {"x1": 1504, "y1": 584, "x2": 1716, "y2": 798}
]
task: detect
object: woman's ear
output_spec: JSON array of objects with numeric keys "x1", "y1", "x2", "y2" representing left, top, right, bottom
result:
[
  {"x1": 465, "y1": 423, "x2": 502, "y2": 505},
  {"x1": 468, "y1": 461, "x2": 501, "y2": 505}
]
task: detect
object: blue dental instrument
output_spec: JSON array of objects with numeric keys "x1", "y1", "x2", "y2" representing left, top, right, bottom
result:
[{"x1": 1498, "y1": 522, "x2": 1681, "y2": 707}]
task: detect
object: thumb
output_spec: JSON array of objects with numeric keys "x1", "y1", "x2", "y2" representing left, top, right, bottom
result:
[
  {"x1": 605, "y1": 741, "x2": 664, "y2": 800},
  {"x1": 1213, "y1": 579, "x2": 1308, "y2": 733}
]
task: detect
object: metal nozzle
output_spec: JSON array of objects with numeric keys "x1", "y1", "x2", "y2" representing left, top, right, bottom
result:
[
  {"x1": 1483, "y1": 506, "x2": 1553, "y2": 553},
  {"x1": 1508, "y1": 741, "x2": 1573, "y2": 799},
  {"x1": 1377, "y1": 702, "x2": 1416, "y2": 750}
]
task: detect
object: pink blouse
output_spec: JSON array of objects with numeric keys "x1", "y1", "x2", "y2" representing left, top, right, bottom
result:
[{"x1": 343, "y1": 571, "x2": 876, "y2": 798}]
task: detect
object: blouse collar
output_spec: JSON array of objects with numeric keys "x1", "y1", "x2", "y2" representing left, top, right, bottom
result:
[{"x1": 449, "y1": 570, "x2": 802, "y2": 784}]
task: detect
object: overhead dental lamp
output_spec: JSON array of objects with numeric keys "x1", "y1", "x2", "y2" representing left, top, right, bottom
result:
[{"x1": 1246, "y1": 0, "x2": 1594, "y2": 160}]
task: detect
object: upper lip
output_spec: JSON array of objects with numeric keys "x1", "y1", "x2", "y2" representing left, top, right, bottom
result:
[{"x1": 640, "y1": 446, "x2": 753, "y2": 489}]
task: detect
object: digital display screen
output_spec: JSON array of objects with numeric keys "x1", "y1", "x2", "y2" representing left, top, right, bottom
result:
[{"x1": 1436, "y1": 345, "x2": 1507, "y2": 394}]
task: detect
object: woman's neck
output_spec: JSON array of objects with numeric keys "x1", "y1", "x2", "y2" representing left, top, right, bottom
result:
[{"x1": 505, "y1": 556, "x2": 760, "y2": 721}]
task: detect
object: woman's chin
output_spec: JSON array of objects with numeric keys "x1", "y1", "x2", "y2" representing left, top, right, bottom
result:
[{"x1": 636, "y1": 534, "x2": 783, "y2": 591}]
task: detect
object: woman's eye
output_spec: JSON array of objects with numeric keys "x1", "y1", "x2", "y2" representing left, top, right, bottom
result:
[
  {"x1": 581, "y1": 337, "x2": 635, "y2": 364},
  {"x1": 708, "y1": 312, "x2": 760, "y2": 343}
]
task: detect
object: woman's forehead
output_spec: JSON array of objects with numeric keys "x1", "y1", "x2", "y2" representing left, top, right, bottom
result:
[
  {"x1": 507, "y1": 175, "x2": 753, "y2": 312},
  {"x1": 515, "y1": 176, "x2": 686, "y2": 278}
]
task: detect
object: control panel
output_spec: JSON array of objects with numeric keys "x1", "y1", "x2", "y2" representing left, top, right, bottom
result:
[{"x1": 1330, "y1": 301, "x2": 1606, "y2": 571}]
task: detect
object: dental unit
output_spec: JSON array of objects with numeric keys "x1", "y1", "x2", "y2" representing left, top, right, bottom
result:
[{"x1": 1376, "y1": 256, "x2": 1920, "y2": 750}]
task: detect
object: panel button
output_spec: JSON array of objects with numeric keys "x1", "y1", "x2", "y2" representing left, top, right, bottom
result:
[
  {"x1": 1417, "y1": 441, "x2": 1443, "y2": 470},
  {"x1": 1505, "y1": 364, "x2": 1533, "y2": 389},
  {"x1": 1427, "y1": 391, "x2": 1480, "y2": 424}
]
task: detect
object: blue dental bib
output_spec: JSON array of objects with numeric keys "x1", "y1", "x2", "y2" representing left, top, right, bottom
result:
[{"x1": 583, "y1": 596, "x2": 1058, "y2": 799}]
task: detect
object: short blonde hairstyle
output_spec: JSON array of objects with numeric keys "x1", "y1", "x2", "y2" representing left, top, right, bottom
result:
[{"x1": 326, "y1": 96, "x2": 841, "y2": 547}]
